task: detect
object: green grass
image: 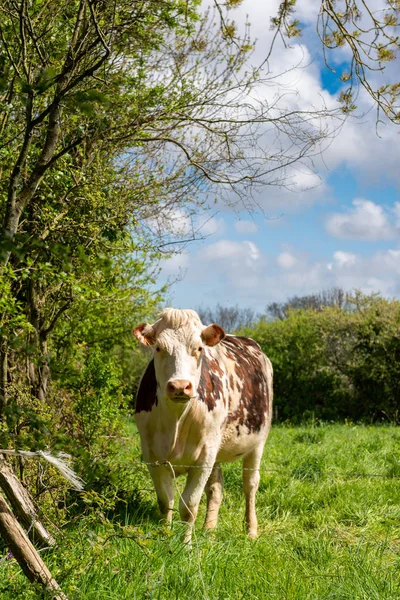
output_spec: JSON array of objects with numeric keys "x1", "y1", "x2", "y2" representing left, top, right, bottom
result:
[{"x1": 1, "y1": 422, "x2": 400, "y2": 599}]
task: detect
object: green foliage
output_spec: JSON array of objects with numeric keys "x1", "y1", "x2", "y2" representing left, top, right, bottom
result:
[
  {"x1": 0, "y1": 0, "x2": 191, "y2": 487},
  {"x1": 319, "y1": 293, "x2": 400, "y2": 420},
  {"x1": 272, "y1": 1, "x2": 400, "y2": 124},
  {"x1": 0, "y1": 266, "x2": 33, "y2": 342},
  {"x1": 243, "y1": 309, "x2": 345, "y2": 421},
  {"x1": 69, "y1": 345, "x2": 124, "y2": 448},
  {"x1": 243, "y1": 293, "x2": 400, "y2": 422}
]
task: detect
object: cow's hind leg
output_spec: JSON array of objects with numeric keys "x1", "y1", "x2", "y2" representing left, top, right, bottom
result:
[
  {"x1": 204, "y1": 464, "x2": 223, "y2": 531},
  {"x1": 148, "y1": 465, "x2": 174, "y2": 523},
  {"x1": 242, "y1": 444, "x2": 264, "y2": 539}
]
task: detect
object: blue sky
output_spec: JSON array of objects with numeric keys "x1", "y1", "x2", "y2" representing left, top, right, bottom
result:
[{"x1": 158, "y1": 0, "x2": 400, "y2": 313}]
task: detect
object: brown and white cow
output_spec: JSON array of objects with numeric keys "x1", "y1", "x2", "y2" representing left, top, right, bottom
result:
[{"x1": 133, "y1": 308, "x2": 273, "y2": 540}]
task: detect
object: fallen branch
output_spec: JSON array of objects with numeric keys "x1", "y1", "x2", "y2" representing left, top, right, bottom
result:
[
  {"x1": 0, "y1": 450, "x2": 83, "y2": 547},
  {"x1": 0, "y1": 492, "x2": 68, "y2": 600},
  {"x1": 0, "y1": 458, "x2": 55, "y2": 547}
]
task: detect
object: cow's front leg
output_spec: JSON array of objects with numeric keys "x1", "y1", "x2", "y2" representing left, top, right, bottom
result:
[
  {"x1": 148, "y1": 465, "x2": 174, "y2": 523},
  {"x1": 180, "y1": 466, "x2": 213, "y2": 543},
  {"x1": 204, "y1": 464, "x2": 223, "y2": 531},
  {"x1": 242, "y1": 445, "x2": 264, "y2": 539}
]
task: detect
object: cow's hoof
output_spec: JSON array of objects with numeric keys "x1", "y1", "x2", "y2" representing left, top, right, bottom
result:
[
  {"x1": 248, "y1": 530, "x2": 258, "y2": 539},
  {"x1": 182, "y1": 536, "x2": 193, "y2": 548},
  {"x1": 204, "y1": 528, "x2": 217, "y2": 541}
]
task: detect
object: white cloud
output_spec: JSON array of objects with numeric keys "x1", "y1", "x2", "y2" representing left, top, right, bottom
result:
[
  {"x1": 202, "y1": 239, "x2": 261, "y2": 265},
  {"x1": 265, "y1": 247, "x2": 400, "y2": 305},
  {"x1": 273, "y1": 246, "x2": 400, "y2": 301},
  {"x1": 195, "y1": 214, "x2": 224, "y2": 236},
  {"x1": 290, "y1": 170, "x2": 322, "y2": 192},
  {"x1": 149, "y1": 207, "x2": 192, "y2": 237},
  {"x1": 195, "y1": 239, "x2": 265, "y2": 292},
  {"x1": 395, "y1": 202, "x2": 400, "y2": 225},
  {"x1": 230, "y1": 173, "x2": 331, "y2": 218},
  {"x1": 161, "y1": 1, "x2": 400, "y2": 311},
  {"x1": 160, "y1": 251, "x2": 190, "y2": 276},
  {"x1": 234, "y1": 220, "x2": 258, "y2": 234},
  {"x1": 332, "y1": 251, "x2": 357, "y2": 267},
  {"x1": 169, "y1": 237, "x2": 400, "y2": 310},
  {"x1": 213, "y1": 0, "x2": 400, "y2": 215},
  {"x1": 325, "y1": 199, "x2": 400, "y2": 241},
  {"x1": 198, "y1": 2, "x2": 399, "y2": 224},
  {"x1": 246, "y1": 241, "x2": 261, "y2": 262},
  {"x1": 277, "y1": 251, "x2": 297, "y2": 270}
]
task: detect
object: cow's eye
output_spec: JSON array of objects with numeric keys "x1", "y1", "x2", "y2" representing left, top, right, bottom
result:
[
  {"x1": 156, "y1": 347, "x2": 161, "y2": 352},
  {"x1": 198, "y1": 347, "x2": 203, "y2": 352}
]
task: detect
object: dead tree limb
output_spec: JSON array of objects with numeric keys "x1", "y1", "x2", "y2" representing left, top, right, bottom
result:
[
  {"x1": 0, "y1": 492, "x2": 67, "y2": 600},
  {"x1": 0, "y1": 457, "x2": 55, "y2": 546}
]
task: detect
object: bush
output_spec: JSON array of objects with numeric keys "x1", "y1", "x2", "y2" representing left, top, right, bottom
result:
[{"x1": 242, "y1": 293, "x2": 400, "y2": 423}]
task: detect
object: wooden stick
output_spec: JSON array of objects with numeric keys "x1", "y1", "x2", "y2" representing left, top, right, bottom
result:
[
  {"x1": 0, "y1": 457, "x2": 55, "y2": 546},
  {"x1": 0, "y1": 493, "x2": 68, "y2": 600}
]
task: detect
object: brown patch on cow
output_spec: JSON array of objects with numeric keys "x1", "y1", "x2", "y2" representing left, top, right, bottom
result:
[
  {"x1": 201, "y1": 324, "x2": 226, "y2": 347},
  {"x1": 222, "y1": 336, "x2": 270, "y2": 434},
  {"x1": 208, "y1": 356, "x2": 224, "y2": 378},
  {"x1": 135, "y1": 359, "x2": 158, "y2": 413},
  {"x1": 231, "y1": 335, "x2": 262, "y2": 349},
  {"x1": 197, "y1": 354, "x2": 224, "y2": 411}
]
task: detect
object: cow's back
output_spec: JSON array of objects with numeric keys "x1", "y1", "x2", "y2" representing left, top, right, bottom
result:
[{"x1": 214, "y1": 335, "x2": 272, "y2": 462}]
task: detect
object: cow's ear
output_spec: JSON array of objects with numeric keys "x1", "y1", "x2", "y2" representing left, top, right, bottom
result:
[
  {"x1": 133, "y1": 323, "x2": 155, "y2": 347},
  {"x1": 201, "y1": 324, "x2": 225, "y2": 347}
]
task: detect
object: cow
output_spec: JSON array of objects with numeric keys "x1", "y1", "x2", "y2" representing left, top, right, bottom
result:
[{"x1": 133, "y1": 308, "x2": 273, "y2": 541}]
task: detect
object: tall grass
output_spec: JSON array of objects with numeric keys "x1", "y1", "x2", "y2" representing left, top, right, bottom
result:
[{"x1": 1, "y1": 422, "x2": 399, "y2": 599}]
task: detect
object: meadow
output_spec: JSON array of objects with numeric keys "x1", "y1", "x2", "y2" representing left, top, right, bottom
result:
[{"x1": 1, "y1": 421, "x2": 399, "y2": 600}]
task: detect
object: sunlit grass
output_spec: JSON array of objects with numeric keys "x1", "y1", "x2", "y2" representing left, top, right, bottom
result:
[{"x1": 1, "y1": 422, "x2": 399, "y2": 599}]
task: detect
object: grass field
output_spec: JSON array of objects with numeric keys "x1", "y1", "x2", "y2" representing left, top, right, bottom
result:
[{"x1": 1, "y1": 421, "x2": 399, "y2": 599}]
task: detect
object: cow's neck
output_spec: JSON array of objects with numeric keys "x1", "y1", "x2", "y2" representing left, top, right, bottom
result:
[
  {"x1": 155, "y1": 390, "x2": 199, "y2": 460},
  {"x1": 157, "y1": 385, "x2": 192, "y2": 416}
]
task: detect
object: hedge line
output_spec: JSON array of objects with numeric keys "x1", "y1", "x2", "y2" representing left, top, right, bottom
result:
[{"x1": 241, "y1": 293, "x2": 400, "y2": 422}]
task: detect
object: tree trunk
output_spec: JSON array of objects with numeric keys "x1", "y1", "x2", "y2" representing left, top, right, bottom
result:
[
  {"x1": 0, "y1": 458, "x2": 55, "y2": 547},
  {"x1": 0, "y1": 493, "x2": 67, "y2": 600},
  {"x1": 0, "y1": 341, "x2": 8, "y2": 417},
  {"x1": 36, "y1": 337, "x2": 51, "y2": 402}
]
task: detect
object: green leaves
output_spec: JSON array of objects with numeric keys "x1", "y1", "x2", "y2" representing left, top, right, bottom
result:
[
  {"x1": 70, "y1": 89, "x2": 112, "y2": 115},
  {"x1": 244, "y1": 293, "x2": 400, "y2": 423},
  {"x1": 271, "y1": 1, "x2": 302, "y2": 38},
  {"x1": 318, "y1": 0, "x2": 400, "y2": 124}
]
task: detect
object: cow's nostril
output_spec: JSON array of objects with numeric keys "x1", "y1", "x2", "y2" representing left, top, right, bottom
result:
[{"x1": 167, "y1": 379, "x2": 192, "y2": 398}]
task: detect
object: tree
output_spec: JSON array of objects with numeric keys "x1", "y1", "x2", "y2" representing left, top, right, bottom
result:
[
  {"x1": 197, "y1": 304, "x2": 260, "y2": 332},
  {"x1": 244, "y1": 292, "x2": 400, "y2": 421},
  {"x1": 267, "y1": 287, "x2": 348, "y2": 320},
  {"x1": 0, "y1": 0, "x2": 344, "y2": 421},
  {"x1": 274, "y1": 0, "x2": 400, "y2": 124}
]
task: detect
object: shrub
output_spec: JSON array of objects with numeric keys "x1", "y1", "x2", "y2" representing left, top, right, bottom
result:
[{"x1": 242, "y1": 293, "x2": 400, "y2": 423}]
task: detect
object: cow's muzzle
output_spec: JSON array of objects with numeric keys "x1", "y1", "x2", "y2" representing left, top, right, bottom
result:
[{"x1": 166, "y1": 379, "x2": 193, "y2": 401}]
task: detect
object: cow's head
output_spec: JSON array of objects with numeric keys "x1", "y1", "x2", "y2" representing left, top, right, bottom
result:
[{"x1": 134, "y1": 308, "x2": 225, "y2": 404}]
